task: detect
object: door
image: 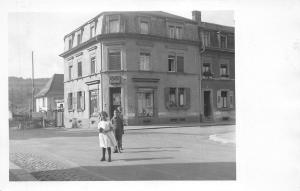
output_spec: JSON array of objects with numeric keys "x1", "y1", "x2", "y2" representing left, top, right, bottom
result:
[
  {"x1": 204, "y1": 91, "x2": 211, "y2": 118},
  {"x1": 109, "y1": 87, "x2": 121, "y2": 118},
  {"x1": 89, "y1": 89, "x2": 99, "y2": 116}
]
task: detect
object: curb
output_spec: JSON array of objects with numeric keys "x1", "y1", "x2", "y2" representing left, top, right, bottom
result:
[{"x1": 9, "y1": 162, "x2": 37, "y2": 181}]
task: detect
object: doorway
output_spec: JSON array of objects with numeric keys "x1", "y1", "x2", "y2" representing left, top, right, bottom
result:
[
  {"x1": 109, "y1": 87, "x2": 121, "y2": 118},
  {"x1": 203, "y1": 91, "x2": 212, "y2": 119}
]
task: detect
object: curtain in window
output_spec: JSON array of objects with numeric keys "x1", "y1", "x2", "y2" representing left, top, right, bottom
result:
[{"x1": 137, "y1": 90, "x2": 154, "y2": 117}]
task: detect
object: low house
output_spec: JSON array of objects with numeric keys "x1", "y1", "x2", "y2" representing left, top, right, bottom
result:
[{"x1": 35, "y1": 74, "x2": 64, "y2": 123}]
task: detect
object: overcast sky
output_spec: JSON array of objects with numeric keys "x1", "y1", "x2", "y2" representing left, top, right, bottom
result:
[{"x1": 8, "y1": 11, "x2": 234, "y2": 78}]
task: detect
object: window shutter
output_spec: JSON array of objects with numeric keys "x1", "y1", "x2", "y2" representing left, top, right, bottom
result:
[
  {"x1": 229, "y1": 90, "x2": 234, "y2": 108},
  {"x1": 177, "y1": 56, "x2": 184, "y2": 72},
  {"x1": 164, "y1": 87, "x2": 170, "y2": 109},
  {"x1": 77, "y1": 92, "x2": 80, "y2": 110},
  {"x1": 108, "y1": 52, "x2": 121, "y2": 70},
  {"x1": 185, "y1": 88, "x2": 191, "y2": 108},
  {"x1": 73, "y1": 94, "x2": 77, "y2": 110},
  {"x1": 217, "y1": 90, "x2": 221, "y2": 108}
]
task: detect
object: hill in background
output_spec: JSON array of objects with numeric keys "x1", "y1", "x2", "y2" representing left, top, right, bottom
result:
[{"x1": 9, "y1": 77, "x2": 50, "y2": 114}]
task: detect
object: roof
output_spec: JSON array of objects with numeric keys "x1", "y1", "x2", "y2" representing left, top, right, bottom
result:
[
  {"x1": 64, "y1": 11, "x2": 197, "y2": 39},
  {"x1": 35, "y1": 74, "x2": 64, "y2": 98},
  {"x1": 198, "y1": 22, "x2": 234, "y2": 33}
]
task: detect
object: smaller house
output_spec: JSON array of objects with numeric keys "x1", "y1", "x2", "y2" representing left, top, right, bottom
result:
[{"x1": 35, "y1": 74, "x2": 64, "y2": 112}]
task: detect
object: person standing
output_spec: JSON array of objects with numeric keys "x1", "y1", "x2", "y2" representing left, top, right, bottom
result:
[
  {"x1": 98, "y1": 111, "x2": 117, "y2": 162},
  {"x1": 111, "y1": 109, "x2": 124, "y2": 153}
]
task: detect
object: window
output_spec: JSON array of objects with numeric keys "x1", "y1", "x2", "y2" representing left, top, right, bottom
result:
[
  {"x1": 220, "y1": 35, "x2": 227, "y2": 48},
  {"x1": 140, "y1": 21, "x2": 149, "y2": 34},
  {"x1": 42, "y1": 97, "x2": 45, "y2": 107},
  {"x1": 168, "y1": 54, "x2": 184, "y2": 72},
  {"x1": 220, "y1": 64, "x2": 229, "y2": 77},
  {"x1": 77, "y1": 61, "x2": 82, "y2": 78},
  {"x1": 90, "y1": 25, "x2": 95, "y2": 38},
  {"x1": 89, "y1": 90, "x2": 98, "y2": 116},
  {"x1": 139, "y1": 53, "x2": 150, "y2": 71},
  {"x1": 137, "y1": 89, "x2": 154, "y2": 117},
  {"x1": 175, "y1": 26, "x2": 182, "y2": 39},
  {"x1": 109, "y1": 19, "x2": 119, "y2": 33},
  {"x1": 178, "y1": 88, "x2": 186, "y2": 107},
  {"x1": 77, "y1": 33, "x2": 81, "y2": 45},
  {"x1": 221, "y1": 91, "x2": 227, "y2": 108},
  {"x1": 165, "y1": 87, "x2": 190, "y2": 109},
  {"x1": 217, "y1": 90, "x2": 234, "y2": 109},
  {"x1": 203, "y1": 31, "x2": 210, "y2": 47},
  {"x1": 77, "y1": 91, "x2": 85, "y2": 111},
  {"x1": 169, "y1": 88, "x2": 177, "y2": 107},
  {"x1": 168, "y1": 55, "x2": 176, "y2": 72},
  {"x1": 227, "y1": 34, "x2": 234, "y2": 49},
  {"x1": 169, "y1": 26, "x2": 183, "y2": 39},
  {"x1": 68, "y1": 93, "x2": 73, "y2": 110},
  {"x1": 90, "y1": 57, "x2": 96, "y2": 74},
  {"x1": 68, "y1": 65, "x2": 72, "y2": 80},
  {"x1": 168, "y1": 26, "x2": 175, "y2": 38},
  {"x1": 203, "y1": 63, "x2": 212, "y2": 77},
  {"x1": 210, "y1": 31, "x2": 219, "y2": 47},
  {"x1": 108, "y1": 51, "x2": 121, "y2": 70},
  {"x1": 68, "y1": 38, "x2": 72, "y2": 49}
]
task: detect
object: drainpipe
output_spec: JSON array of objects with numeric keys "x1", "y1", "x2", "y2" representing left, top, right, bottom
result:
[{"x1": 199, "y1": 29, "x2": 206, "y2": 122}]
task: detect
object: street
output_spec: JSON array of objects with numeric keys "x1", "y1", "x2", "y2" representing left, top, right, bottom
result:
[{"x1": 9, "y1": 125, "x2": 236, "y2": 180}]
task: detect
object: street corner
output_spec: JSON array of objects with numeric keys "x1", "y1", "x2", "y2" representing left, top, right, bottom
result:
[{"x1": 209, "y1": 132, "x2": 235, "y2": 144}]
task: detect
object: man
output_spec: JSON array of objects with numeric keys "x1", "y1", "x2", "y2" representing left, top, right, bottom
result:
[{"x1": 111, "y1": 109, "x2": 124, "y2": 153}]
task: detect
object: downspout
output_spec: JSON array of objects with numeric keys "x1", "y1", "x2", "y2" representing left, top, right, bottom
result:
[{"x1": 199, "y1": 29, "x2": 206, "y2": 122}]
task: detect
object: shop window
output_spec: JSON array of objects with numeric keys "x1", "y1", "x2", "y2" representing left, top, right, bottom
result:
[
  {"x1": 108, "y1": 51, "x2": 121, "y2": 70},
  {"x1": 139, "y1": 52, "x2": 150, "y2": 71},
  {"x1": 137, "y1": 89, "x2": 154, "y2": 117},
  {"x1": 77, "y1": 61, "x2": 82, "y2": 78},
  {"x1": 90, "y1": 57, "x2": 96, "y2": 74},
  {"x1": 140, "y1": 21, "x2": 149, "y2": 34},
  {"x1": 77, "y1": 91, "x2": 85, "y2": 111}
]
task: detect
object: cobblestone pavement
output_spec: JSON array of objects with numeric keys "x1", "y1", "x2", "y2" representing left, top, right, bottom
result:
[{"x1": 9, "y1": 125, "x2": 235, "y2": 180}]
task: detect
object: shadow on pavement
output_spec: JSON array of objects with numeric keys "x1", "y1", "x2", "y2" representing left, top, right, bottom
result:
[{"x1": 13, "y1": 162, "x2": 236, "y2": 181}]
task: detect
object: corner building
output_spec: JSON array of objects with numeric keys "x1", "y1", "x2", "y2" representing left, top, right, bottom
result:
[{"x1": 60, "y1": 11, "x2": 202, "y2": 128}]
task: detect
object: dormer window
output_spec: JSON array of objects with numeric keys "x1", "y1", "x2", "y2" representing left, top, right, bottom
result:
[
  {"x1": 90, "y1": 25, "x2": 95, "y2": 38},
  {"x1": 68, "y1": 37, "x2": 73, "y2": 50},
  {"x1": 107, "y1": 15, "x2": 120, "y2": 33},
  {"x1": 77, "y1": 33, "x2": 81, "y2": 45}
]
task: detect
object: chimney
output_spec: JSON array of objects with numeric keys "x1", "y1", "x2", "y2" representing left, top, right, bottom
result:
[{"x1": 192, "y1": 10, "x2": 201, "y2": 23}]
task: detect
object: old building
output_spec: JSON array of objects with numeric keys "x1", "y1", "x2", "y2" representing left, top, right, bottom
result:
[
  {"x1": 59, "y1": 11, "x2": 235, "y2": 128},
  {"x1": 35, "y1": 74, "x2": 64, "y2": 112},
  {"x1": 193, "y1": 11, "x2": 235, "y2": 122}
]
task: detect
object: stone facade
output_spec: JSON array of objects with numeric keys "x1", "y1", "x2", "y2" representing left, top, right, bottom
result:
[{"x1": 60, "y1": 11, "x2": 235, "y2": 128}]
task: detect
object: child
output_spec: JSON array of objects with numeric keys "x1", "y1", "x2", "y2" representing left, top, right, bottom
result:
[
  {"x1": 111, "y1": 109, "x2": 124, "y2": 153},
  {"x1": 98, "y1": 111, "x2": 117, "y2": 162}
]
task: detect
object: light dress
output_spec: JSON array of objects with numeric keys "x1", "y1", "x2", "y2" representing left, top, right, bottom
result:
[{"x1": 98, "y1": 120, "x2": 117, "y2": 148}]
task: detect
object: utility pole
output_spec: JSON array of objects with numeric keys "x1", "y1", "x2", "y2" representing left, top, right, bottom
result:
[{"x1": 32, "y1": 51, "x2": 35, "y2": 114}]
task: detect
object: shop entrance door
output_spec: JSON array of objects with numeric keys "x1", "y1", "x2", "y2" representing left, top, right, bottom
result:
[
  {"x1": 109, "y1": 87, "x2": 121, "y2": 118},
  {"x1": 204, "y1": 91, "x2": 212, "y2": 119}
]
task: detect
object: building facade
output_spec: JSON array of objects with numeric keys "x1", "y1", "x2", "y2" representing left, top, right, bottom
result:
[{"x1": 60, "y1": 11, "x2": 235, "y2": 128}]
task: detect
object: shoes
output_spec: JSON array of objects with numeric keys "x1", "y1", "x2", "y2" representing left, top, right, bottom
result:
[
  {"x1": 108, "y1": 157, "x2": 112, "y2": 162},
  {"x1": 114, "y1": 150, "x2": 118, "y2": 153},
  {"x1": 100, "y1": 157, "x2": 105, "y2": 161}
]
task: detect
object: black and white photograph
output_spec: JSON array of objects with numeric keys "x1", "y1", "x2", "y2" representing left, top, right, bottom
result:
[{"x1": 1, "y1": 0, "x2": 300, "y2": 191}]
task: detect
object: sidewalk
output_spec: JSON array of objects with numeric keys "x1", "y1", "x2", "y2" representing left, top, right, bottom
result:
[{"x1": 9, "y1": 162, "x2": 37, "y2": 181}]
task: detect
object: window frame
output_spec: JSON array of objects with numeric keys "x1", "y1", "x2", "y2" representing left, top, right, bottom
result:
[
  {"x1": 68, "y1": 92, "x2": 73, "y2": 111},
  {"x1": 77, "y1": 61, "x2": 82, "y2": 78},
  {"x1": 90, "y1": 56, "x2": 96, "y2": 74},
  {"x1": 168, "y1": 53, "x2": 184, "y2": 73},
  {"x1": 139, "y1": 52, "x2": 151, "y2": 71},
  {"x1": 68, "y1": 65, "x2": 72, "y2": 80},
  {"x1": 220, "y1": 64, "x2": 229, "y2": 77},
  {"x1": 137, "y1": 88, "x2": 154, "y2": 117},
  {"x1": 140, "y1": 21, "x2": 149, "y2": 34}
]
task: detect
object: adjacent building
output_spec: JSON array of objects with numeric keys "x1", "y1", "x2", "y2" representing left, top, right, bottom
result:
[
  {"x1": 59, "y1": 11, "x2": 235, "y2": 128},
  {"x1": 35, "y1": 74, "x2": 64, "y2": 112}
]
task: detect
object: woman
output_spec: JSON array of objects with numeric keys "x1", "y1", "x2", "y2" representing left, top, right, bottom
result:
[{"x1": 98, "y1": 111, "x2": 117, "y2": 162}]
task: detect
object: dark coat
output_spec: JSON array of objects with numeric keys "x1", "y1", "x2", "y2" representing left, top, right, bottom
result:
[{"x1": 111, "y1": 116, "x2": 124, "y2": 138}]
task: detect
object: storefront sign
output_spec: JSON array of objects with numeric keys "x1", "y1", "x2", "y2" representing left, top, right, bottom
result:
[{"x1": 109, "y1": 76, "x2": 121, "y2": 84}]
